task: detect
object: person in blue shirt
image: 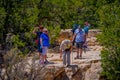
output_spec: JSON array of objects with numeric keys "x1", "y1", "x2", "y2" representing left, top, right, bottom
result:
[
  {"x1": 83, "y1": 21, "x2": 90, "y2": 37},
  {"x1": 83, "y1": 22, "x2": 90, "y2": 51},
  {"x1": 72, "y1": 25, "x2": 85, "y2": 59},
  {"x1": 40, "y1": 28, "x2": 50, "y2": 64}
]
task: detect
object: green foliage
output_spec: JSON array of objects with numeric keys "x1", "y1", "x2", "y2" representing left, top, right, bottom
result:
[
  {"x1": 38, "y1": 0, "x2": 98, "y2": 28},
  {"x1": 12, "y1": 35, "x2": 25, "y2": 47},
  {"x1": 0, "y1": 0, "x2": 39, "y2": 54},
  {"x1": 46, "y1": 25, "x2": 61, "y2": 45},
  {"x1": 0, "y1": 0, "x2": 107, "y2": 54},
  {"x1": 97, "y1": 1, "x2": 120, "y2": 79},
  {"x1": 0, "y1": 7, "x2": 6, "y2": 43}
]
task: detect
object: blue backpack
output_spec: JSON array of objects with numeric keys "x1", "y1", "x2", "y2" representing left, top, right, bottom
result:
[{"x1": 71, "y1": 24, "x2": 79, "y2": 34}]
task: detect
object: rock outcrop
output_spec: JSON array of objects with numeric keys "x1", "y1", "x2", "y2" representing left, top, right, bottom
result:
[
  {"x1": 0, "y1": 29, "x2": 102, "y2": 80},
  {"x1": 33, "y1": 29, "x2": 102, "y2": 80}
]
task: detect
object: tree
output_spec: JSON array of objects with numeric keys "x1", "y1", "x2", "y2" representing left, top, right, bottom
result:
[
  {"x1": 0, "y1": 0, "x2": 100, "y2": 54},
  {"x1": 97, "y1": 0, "x2": 120, "y2": 79},
  {"x1": 0, "y1": 1, "x2": 6, "y2": 44}
]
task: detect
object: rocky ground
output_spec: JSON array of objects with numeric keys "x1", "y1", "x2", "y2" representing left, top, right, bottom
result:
[
  {"x1": 0, "y1": 29, "x2": 102, "y2": 80},
  {"x1": 34, "y1": 46, "x2": 102, "y2": 80},
  {"x1": 30, "y1": 29, "x2": 103, "y2": 80}
]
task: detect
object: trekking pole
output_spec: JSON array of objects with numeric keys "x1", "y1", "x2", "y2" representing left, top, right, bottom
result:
[{"x1": 72, "y1": 51, "x2": 73, "y2": 64}]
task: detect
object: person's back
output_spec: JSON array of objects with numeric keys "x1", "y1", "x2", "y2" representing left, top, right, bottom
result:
[
  {"x1": 72, "y1": 25, "x2": 85, "y2": 59},
  {"x1": 40, "y1": 32, "x2": 49, "y2": 47},
  {"x1": 75, "y1": 28, "x2": 85, "y2": 43}
]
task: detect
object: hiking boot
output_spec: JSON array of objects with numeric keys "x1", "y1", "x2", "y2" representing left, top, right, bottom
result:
[
  {"x1": 79, "y1": 55, "x2": 82, "y2": 59},
  {"x1": 74, "y1": 56, "x2": 79, "y2": 59},
  {"x1": 44, "y1": 60, "x2": 49, "y2": 64},
  {"x1": 66, "y1": 64, "x2": 71, "y2": 67},
  {"x1": 63, "y1": 64, "x2": 66, "y2": 68}
]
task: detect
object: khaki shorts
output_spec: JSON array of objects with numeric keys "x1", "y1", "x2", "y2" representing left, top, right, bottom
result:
[{"x1": 42, "y1": 47, "x2": 48, "y2": 55}]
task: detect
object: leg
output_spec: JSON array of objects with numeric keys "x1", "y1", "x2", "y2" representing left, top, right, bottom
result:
[
  {"x1": 44, "y1": 47, "x2": 48, "y2": 61},
  {"x1": 42, "y1": 47, "x2": 49, "y2": 64},
  {"x1": 75, "y1": 42, "x2": 80, "y2": 59},
  {"x1": 40, "y1": 54, "x2": 44, "y2": 64},
  {"x1": 66, "y1": 51, "x2": 70, "y2": 65},
  {"x1": 77, "y1": 48, "x2": 79, "y2": 57},
  {"x1": 38, "y1": 52, "x2": 41, "y2": 59},
  {"x1": 63, "y1": 51, "x2": 66, "y2": 65},
  {"x1": 79, "y1": 42, "x2": 84, "y2": 58},
  {"x1": 79, "y1": 48, "x2": 83, "y2": 58},
  {"x1": 38, "y1": 44, "x2": 42, "y2": 60}
]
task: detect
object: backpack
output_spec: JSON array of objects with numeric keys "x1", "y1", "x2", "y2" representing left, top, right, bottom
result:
[
  {"x1": 71, "y1": 24, "x2": 79, "y2": 34},
  {"x1": 35, "y1": 31, "x2": 42, "y2": 45}
]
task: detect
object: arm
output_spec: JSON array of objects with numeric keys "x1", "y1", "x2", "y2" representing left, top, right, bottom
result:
[
  {"x1": 72, "y1": 29, "x2": 78, "y2": 42},
  {"x1": 72, "y1": 34, "x2": 76, "y2": 42},
  {"x1": 33, "y1": 27, "x2": 39, "y2": 35}
]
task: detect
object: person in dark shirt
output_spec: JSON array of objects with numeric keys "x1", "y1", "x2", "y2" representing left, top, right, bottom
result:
[{"x1": 33, "y1": 25, "x2": 44, "y2": 62}]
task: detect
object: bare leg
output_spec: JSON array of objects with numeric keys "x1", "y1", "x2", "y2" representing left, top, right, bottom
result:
[
  {"x1": 40, "y1": 55, "x2": 44, "y2": 64},
  {"x1": 79, "y1": 48, "x2": 83, "y2": 58},
  {"x1": 75, "y1": 48, "x2": 79, "y2": 59},
  {"x1": 45, "y1": 55, "x2": 47, "y2": 61},
  {"x1": 39, "y1": 52, "x2": 41, "y2": 59},
  {"x1": 77, "y1": 48, "x2": 79, "y2": 57}
]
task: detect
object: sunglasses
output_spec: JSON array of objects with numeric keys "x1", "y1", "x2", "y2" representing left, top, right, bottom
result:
[{"x1": 39, "y1": 28, "x2": 43, "y2": 29}]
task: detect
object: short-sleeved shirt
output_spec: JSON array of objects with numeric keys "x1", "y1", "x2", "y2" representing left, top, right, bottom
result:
[
  {"x1": 40, "y1": 33, "x2": 50, "y2": 47},
  {"x1": 60, "y1": 39, "x2": 72, "y2": 51},
  {"x1": 75, "y1": 29, "x2": 85, "y2": 43},
  {"x1": 83, "y1": 26, "x2": 89, "y2": 34}
]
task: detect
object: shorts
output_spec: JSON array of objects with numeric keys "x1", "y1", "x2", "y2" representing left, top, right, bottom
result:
[
  {"x1": 76, "y1": 42, "x2": 84, "y2": 49},
  {"x1": 41, "y1": 47, "x2": 48, "y2": 55}
]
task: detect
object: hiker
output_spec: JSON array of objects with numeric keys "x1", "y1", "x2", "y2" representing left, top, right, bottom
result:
[
  {"x1": 33, "y1": 25, "x2": 43, "y2": 60},
  {"x1": 40, "y1": 28, "x2": 50, "y2": 64},
  {"x1": 83, "y1": 22, "x2": 90, "y2": 50},
  {"x1": 60, "y1": 39, "x2": 72, "y2": 67},
  {"x1": 72, "y1": 25, "x2": 85, "y2": 59},
  {"x1": 71, "y1": 24, "x2": 79, "y2": 46},
  {"x1": 83, "y1": 21, "x2": 90, "y2": 38}
]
